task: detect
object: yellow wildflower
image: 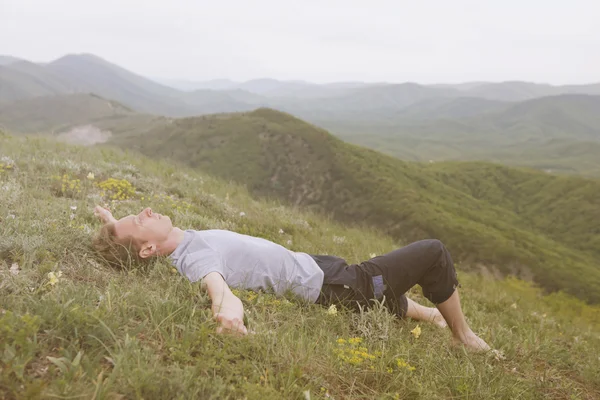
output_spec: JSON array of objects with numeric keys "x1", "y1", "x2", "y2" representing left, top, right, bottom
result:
[
  {"x1": 336, "y1": 338, "x2": 346, "y2": 344},
  {"x1": 327, "y1": 304, "x2": 338, "y2": 315},
  {"x1": 411, "y1": 325, "x2": 421, "y2": 339},
  {"x1": 396, "y1": 358, "x2": 416, "y2": 371},
  {"x1": 348, "y1": 337, "x2": 362, "y2": 345}
]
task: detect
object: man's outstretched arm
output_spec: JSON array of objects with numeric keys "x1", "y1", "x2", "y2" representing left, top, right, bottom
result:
[{"x1": 202, "y1": 272, "x2": 248, "y2": 335}]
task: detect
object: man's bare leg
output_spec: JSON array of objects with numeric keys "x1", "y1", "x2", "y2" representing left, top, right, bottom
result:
[
  {"x1": 405, "y1": 297, "x2": 447, "y2": 328},
  {"x1": 436, "y1": 289, "x2": 491, "y2": 352}
]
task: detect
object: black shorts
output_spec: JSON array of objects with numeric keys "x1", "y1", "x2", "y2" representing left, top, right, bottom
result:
[{"x1": 311, "y1": 239, "x2": 459, "y2": 318}]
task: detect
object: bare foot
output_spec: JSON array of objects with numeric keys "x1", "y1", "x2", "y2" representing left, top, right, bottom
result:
[
  {"x1": 451, "y1": 331, "x2": 491, "y2": 352},
  {"x1": 430, "y1": 309, "x2": 448, "y2": 328}
]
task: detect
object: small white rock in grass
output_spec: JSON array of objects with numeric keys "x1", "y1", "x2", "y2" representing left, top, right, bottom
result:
[{"x1": 9, "y1": 263, "x2": 20, "y2": 275}]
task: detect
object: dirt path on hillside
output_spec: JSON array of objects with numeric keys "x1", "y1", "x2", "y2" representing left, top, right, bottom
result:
[{"x1": 56, "y1": 125, "x2": 112, "y2": 146}]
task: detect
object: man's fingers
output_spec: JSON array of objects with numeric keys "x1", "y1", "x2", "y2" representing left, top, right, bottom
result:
[
  {"x1": 232, "y1": 318, "x2": 248, "y2": 335},
  {"x1": 94, "y1": 205, "x2": 116, "y2": 224},
  {"x1": 214, "y1": 315, "x2": 248, "y2": 336}
]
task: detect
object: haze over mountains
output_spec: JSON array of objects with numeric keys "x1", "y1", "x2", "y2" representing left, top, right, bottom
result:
[
  {"x1": 2, "y1": 53, "x2": 600, "y2": 109},
  {"x1": 2, "y1": 52, "x2": 599, "y2": 175}
]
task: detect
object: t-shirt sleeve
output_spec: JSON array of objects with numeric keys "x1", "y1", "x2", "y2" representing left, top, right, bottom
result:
[{"x1": 179, "y1": 249, "x2": 224, "y2": 283}]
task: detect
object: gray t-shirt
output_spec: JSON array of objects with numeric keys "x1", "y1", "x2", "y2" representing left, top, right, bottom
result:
[{"x1": 169, "y1": 229, "x2": 324, "y2": 303}]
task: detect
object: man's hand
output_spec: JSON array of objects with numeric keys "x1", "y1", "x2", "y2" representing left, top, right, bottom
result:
[
  {"x1": 94, "y1": 205, "x2": 117, "y2": 224},
  {"x1": 203, "y1": 272, "x2": 248, "y2": 336},
  {"x1": 213, "y1": 291, "x2": 248, "y2": 335}
]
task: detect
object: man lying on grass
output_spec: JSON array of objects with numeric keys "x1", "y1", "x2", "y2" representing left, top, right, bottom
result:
[{"x1": 93, "y1": 206, "x2": 491, "y2": 352}]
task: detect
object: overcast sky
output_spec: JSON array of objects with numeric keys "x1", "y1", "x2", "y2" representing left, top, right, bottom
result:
[{"x1": 1, "y1": 0, "x2": 598, "y2": 84}]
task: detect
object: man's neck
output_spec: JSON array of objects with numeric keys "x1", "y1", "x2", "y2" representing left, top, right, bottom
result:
[{"x1": 157, "y1": 227, "x2": 185, "y2": 256}]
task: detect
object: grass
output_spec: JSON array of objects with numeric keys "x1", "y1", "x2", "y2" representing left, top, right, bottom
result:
[{"x1": 1, "y1": 133, "x2": 600, "y2": 399}]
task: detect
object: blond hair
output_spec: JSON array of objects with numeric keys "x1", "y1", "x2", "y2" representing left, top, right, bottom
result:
[{"x1": 92, "y1": 223, "x2": 146, "y2": 268}]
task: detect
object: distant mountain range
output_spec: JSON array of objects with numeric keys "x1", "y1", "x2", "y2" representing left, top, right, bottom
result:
[
  {"x1": 1, "y1": 53, "x2": 600, "y2": 176},
  {"x1": 3, "y1": 53, "x2": 600, "y2": 109},
  {"x1": 156, "y1": 76, "x2": 600, "y2": 102}
]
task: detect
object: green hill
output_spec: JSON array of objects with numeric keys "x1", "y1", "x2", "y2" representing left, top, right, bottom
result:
[
  {"x1": 0, "y1": 93, "x2": 138, "y2": 134},
  {"x1": 0, "y1": 62, "x2": 74, "y2": 103},
  {"x1": 395, "y1": 97, "x2": 509, "y2": 119},
  {"x1": 317, "y1": 95, "x2": 600, "y2": 176},
  {"x1": 1, "y1": 132, "x2": 599, "y2": 399},
  {"x1": 105, "y1": 108, "x2": 600, "y2": 303},
  {"x1": 317, "y1": 94, "x2": 600, "y2": 143}
]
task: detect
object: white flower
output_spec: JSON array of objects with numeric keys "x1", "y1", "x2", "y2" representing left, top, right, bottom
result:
[
  {"x1": 7, "y1": 214, "x2": 15, "y2": 219},
  {"x1": 278, "y1": 229, "x2": 284, "y2": 234},
  {"x1": 286, "y1": 239, "x2": 292, "y2": 245},
  {"x1": 47, "y1": 271, "x2": 63, "y2": 286},
  {"x1": 327, "y1": 304, "x2": 338, "y2": 315},
  {"x1": 369, "y1": 253, "x2": 377, "y2": 259},
  {"x1": 87, "y1": 172, "x2": 95, "y2": 180},
  {"x1": 239, "y1": 212, "x2": 246, "y2": 217},
  {"x1": 70, "y1": 206, "x2": 77, "y2": 211},
  {"x1": 492, "y1": 349, "x2": 506, "y2": 361},
  {"x1": 0, "y1": 156, "x2": 15, "y2": 166},
  {"x1": 9, "y1": 263, "x2": 20, "y2": 275},
  {"x1": 70, "y1": 214, "x2": 75, "y2": 220},
  {"x1": 333, "y1": 236, "x2": 345, "y2": 244}
]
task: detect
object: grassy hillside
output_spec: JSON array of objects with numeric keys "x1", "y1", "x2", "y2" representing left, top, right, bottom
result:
[
  {"x1": 317, "y1": 95, "x2": 600, "y2": 176},
  {"x1": 1, "y1": 133, "x2": 599, "y2": 399},
  {"x1": 105, "y1": 108, "x2": 600, "y2": 303},
  {"x1": 0, "y1": 94, "x2": 137, "y2": 134},
  {"x1": 317, "y1": 94, "x2": 600, "y2": 142},
  {"x1": 0, "y1": 62, "x2": 74, "y2": 103},
  {"x1": 395, "y1": 97, "x2": 509, "y2": 119}
]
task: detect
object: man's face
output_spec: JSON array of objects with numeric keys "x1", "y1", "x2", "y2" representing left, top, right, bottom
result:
[{"x1": 114, "y1": 208, "x2": 173, "y2": 251}]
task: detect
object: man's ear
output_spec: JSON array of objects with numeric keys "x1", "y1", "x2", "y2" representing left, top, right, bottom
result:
[{"x1": 139, "y1": 243, "x2": 156, "y2": 259}]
